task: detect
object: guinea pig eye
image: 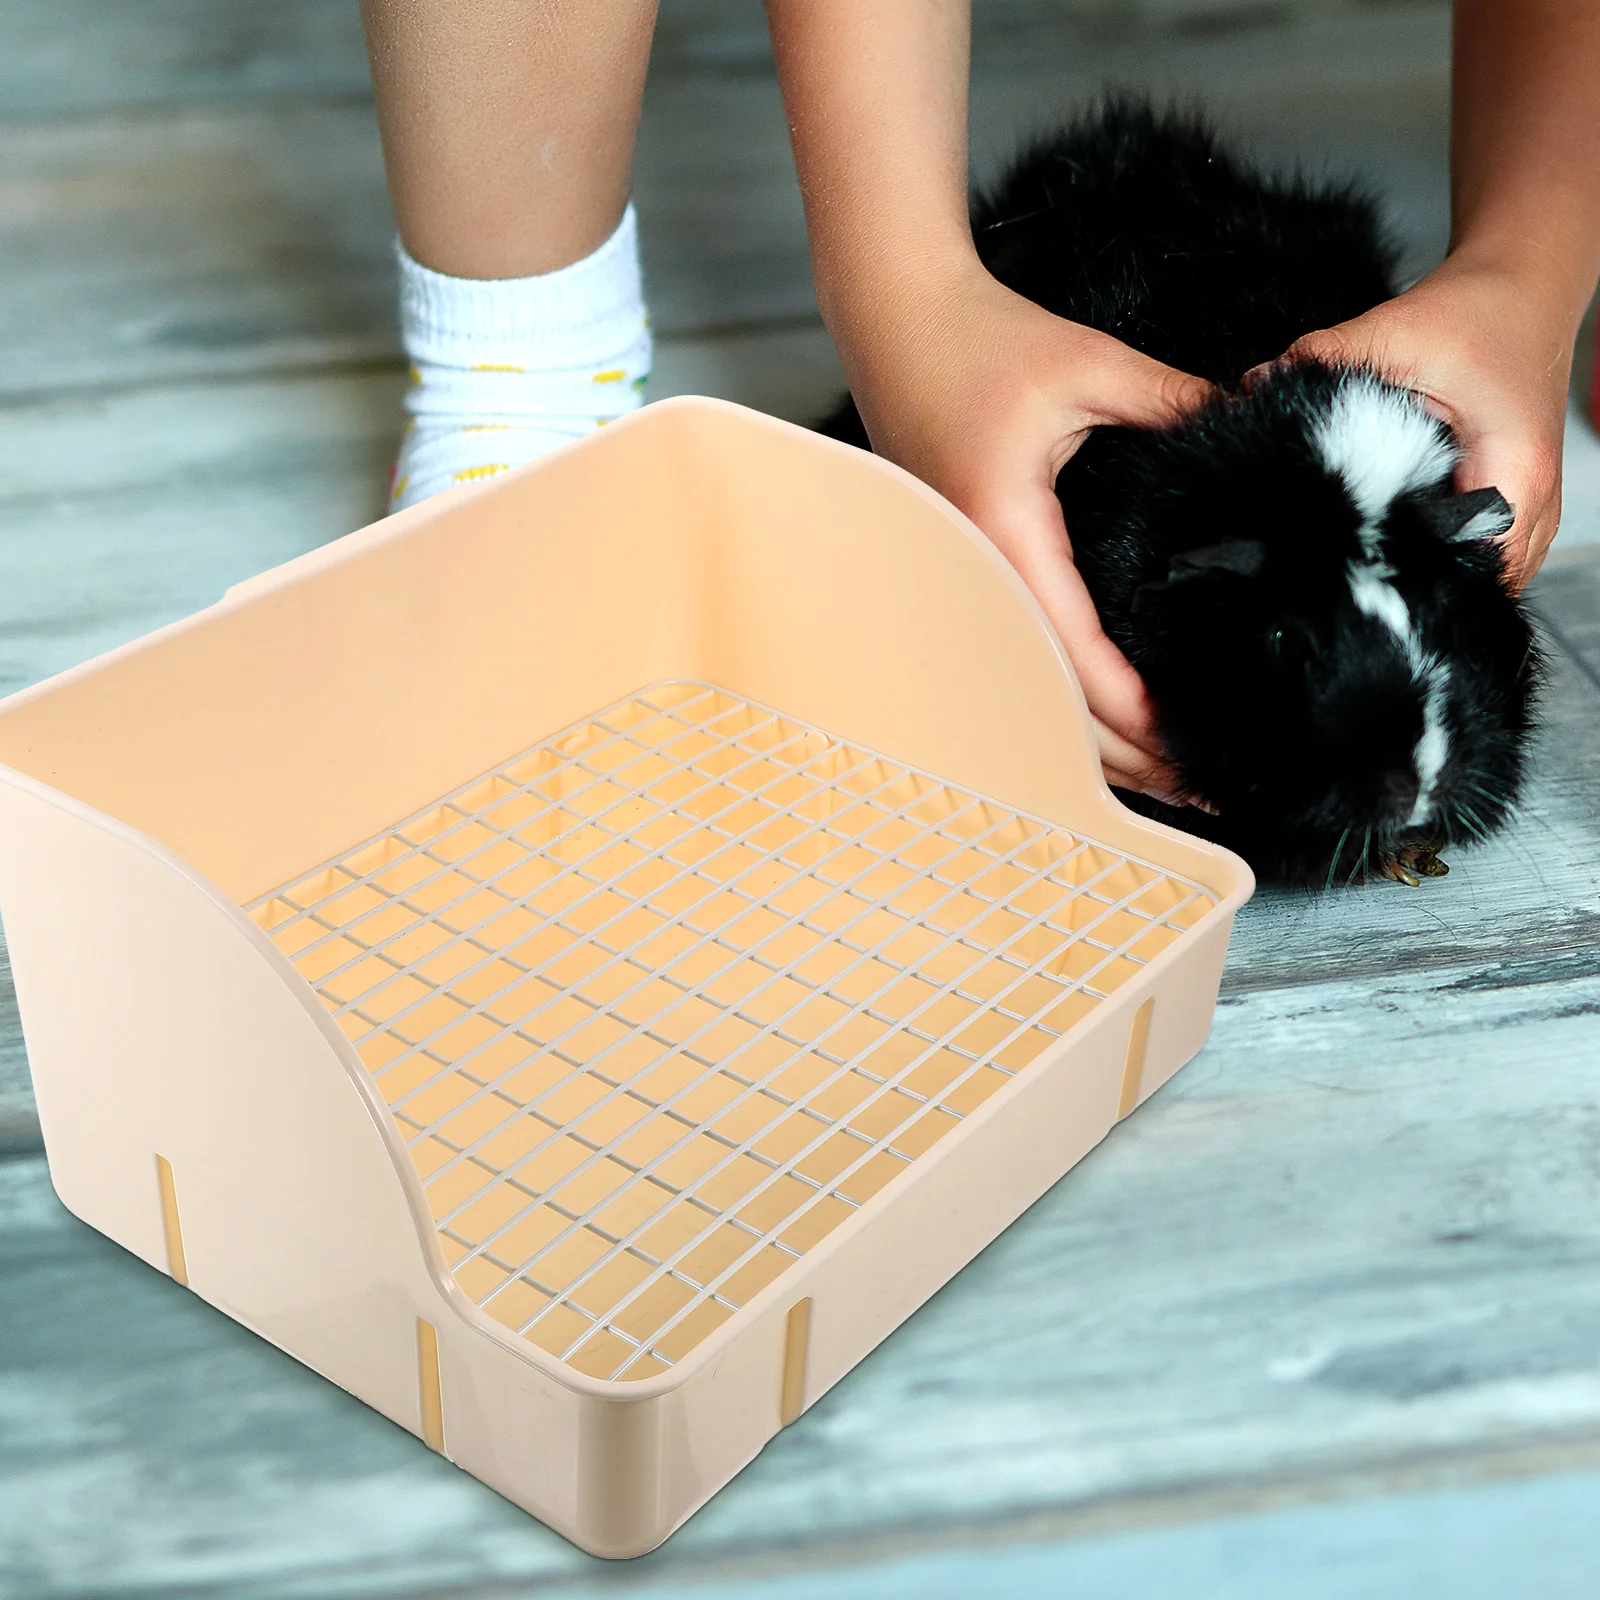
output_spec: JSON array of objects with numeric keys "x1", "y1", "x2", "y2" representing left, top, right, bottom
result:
[{"x1": 1268, "y1": 619, "x2": 1314, "y2": 662}]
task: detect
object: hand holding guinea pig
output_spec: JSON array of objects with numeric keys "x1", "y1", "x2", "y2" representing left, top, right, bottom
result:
[
  {"x1": 803, "y1": 232, "x2": 1209, "y2": 808},
  {"x1": 986, "y1": 103, "x2": 1547, "y2": 886},
  {"x1": 1290, "y1": 0, "x2": 1600, "y2": 593},
  {"x1": 822, "y1": 99, "x2": 1549, "y2": 886},
  {"x1": 1280, "y1": 255, "x2": 1573, "y2": 591}
]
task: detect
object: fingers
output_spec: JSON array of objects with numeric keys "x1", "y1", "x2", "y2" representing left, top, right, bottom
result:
[
  {"x1": 1503, "y1": 486, "x2": 1561, "y2": 588},
  {"x1": 1100, "y1": 738, "x2": 1215, "y2": 812},
  {"x1": 976, "y1": 484, "x2": 1167, "y2": 749},
  {"x1": 1094, "y1": 716, "x2": 1182, "y2": 803},
  {"x1": 1448, "y1": 409, "x2": 1562, "y2": 587},
  {"x1": 1100, "y1": 765, "x2": 1147, "y2": 792},
  {"x1": 1266, "y1": 309, "x2": 1567, "y2": 592},
  {"x1": 1518, "y1": 483, "x2": 1562, "y2": 583},
  {"x1": 963, "y1": 478, "x2": 1185, "y2": 799},
  {"x1": 1052, "y1": 590, "x2": 1164, "y2": 752}
]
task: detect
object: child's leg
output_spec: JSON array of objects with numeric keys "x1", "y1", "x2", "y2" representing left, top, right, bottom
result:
[{"x1": 360, "y1": 0, "x2": 659, "y2": 509}]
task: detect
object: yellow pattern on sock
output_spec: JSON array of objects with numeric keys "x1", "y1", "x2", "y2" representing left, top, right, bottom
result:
[{"x1": 453, "y1": 464, "x2": 511, "y2": 483}]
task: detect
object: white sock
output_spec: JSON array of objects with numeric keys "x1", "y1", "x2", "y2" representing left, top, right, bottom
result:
[{"x1": 389, "y1": 203, "x2": 652, "y2": 512}]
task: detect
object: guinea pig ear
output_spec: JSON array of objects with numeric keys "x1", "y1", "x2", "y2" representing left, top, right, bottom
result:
[
  {"x1": 1168, "y1": 539, "x2": 1267, "y2": 579},
  {"x1": 1418, "y1": 486, "x2": 1515, "y2": 542},
  {"x1": 1131, "y1": 539, "x2": 1266, "y2": 614}
]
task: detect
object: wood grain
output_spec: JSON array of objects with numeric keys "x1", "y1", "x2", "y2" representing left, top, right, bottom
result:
[
  {"x1": 0, "y1": 10, "x2": 1464, "y2": 398},
  {"x1": 0, "y1": 0, "x2": 371, "y2": 117},
  {"x1": 0, "y1": 2, "x2": 1446, "y2": 120}
]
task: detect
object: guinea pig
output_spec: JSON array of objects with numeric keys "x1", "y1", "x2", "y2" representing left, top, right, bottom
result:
[{"x1": 819, "y1": 98, "x2": 1542, "y2": 887}]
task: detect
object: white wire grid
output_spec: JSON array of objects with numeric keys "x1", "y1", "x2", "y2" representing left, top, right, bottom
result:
[{"x1": 249, "y1": 682, "x2": 1213, "y2": 1381}]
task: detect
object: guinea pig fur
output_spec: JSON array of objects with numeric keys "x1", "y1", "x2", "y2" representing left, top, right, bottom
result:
[
  {"x1": 1061, "y1": 361, "x2": 1541, "y2": 885},
  {"x1": 819, "y1": 98, "x2": 1542, "y2": 887}
]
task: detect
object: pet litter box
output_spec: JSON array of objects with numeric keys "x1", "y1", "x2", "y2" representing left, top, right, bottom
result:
[{"x1": 0, "y1": 398, "x2": 1252, "y2": 1556}]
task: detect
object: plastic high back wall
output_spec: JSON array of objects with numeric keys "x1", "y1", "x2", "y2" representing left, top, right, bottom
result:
[{"x1": 0, "y1": 399, "x2": 1251, "y2": 1555}]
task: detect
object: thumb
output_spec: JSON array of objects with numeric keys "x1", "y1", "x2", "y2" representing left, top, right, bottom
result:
[
  {"x1": 1077, "y1": 343, "x2": 1215, "y2": 430},
  {"x1": 1246, "y1": 325, "x2": 1366, "y2": 388}
]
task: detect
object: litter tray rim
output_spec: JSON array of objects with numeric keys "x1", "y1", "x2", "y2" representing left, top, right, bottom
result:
[
  {"x1": 0, "y1": 739, "x2": 1245, "y2": 1404},
  {"x1": 0, "y1": 393, "x2": 1249, "y2": 916},
  {"x1": 0, "y1": 399, "x2": 1086, "y2": 772}
]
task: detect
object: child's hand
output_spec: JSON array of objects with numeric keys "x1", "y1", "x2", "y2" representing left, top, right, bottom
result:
[
  {"x1": 843, "y1": 258, "x2": 1213, "y2": 801},
  {"x1": 1281, "y1": 254, "x2": 1574, "y2": 586}
]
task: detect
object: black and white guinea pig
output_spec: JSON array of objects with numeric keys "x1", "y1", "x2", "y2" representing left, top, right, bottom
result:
[{"x1": 820, "y1": 99, "x2": 1542, "y2": 887}]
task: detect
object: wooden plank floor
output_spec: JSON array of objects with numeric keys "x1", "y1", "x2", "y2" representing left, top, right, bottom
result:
[{"x1": 3, "y1": 3, "x2": 1600, "y2": 1594}]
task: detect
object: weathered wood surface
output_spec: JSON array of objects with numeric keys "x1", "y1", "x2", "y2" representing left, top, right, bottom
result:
[
  {"x1": 0, "y1": 0, "x2": 1441, "y2": 121},
  {"x1": 546, "y1": 1465, "x2": 1599, "y2": 1599},
  {"x1": 0, "y1": 0, "x2": 371, "y2": 116},
  {"x1": 4, "y1": 0, "x2": 1600, "y2": 1593},
  {"x1": 0, "y1": 8, "x2": 1459, "y2": 398}
]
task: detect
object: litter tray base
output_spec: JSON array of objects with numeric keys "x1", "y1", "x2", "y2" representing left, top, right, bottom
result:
[{"x1": 248, "y1": 680, "x2": 1216, "y2": 1386}]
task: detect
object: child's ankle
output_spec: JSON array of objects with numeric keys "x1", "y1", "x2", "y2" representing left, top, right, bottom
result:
[{"x1": 389, "y1": 204, "x2": 651, "y2": 511}]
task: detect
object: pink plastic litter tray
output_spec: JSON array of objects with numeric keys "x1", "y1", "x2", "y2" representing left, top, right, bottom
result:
[{"x1": 0, "y1": 398, "x2": 1252, "y2": 1556}]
